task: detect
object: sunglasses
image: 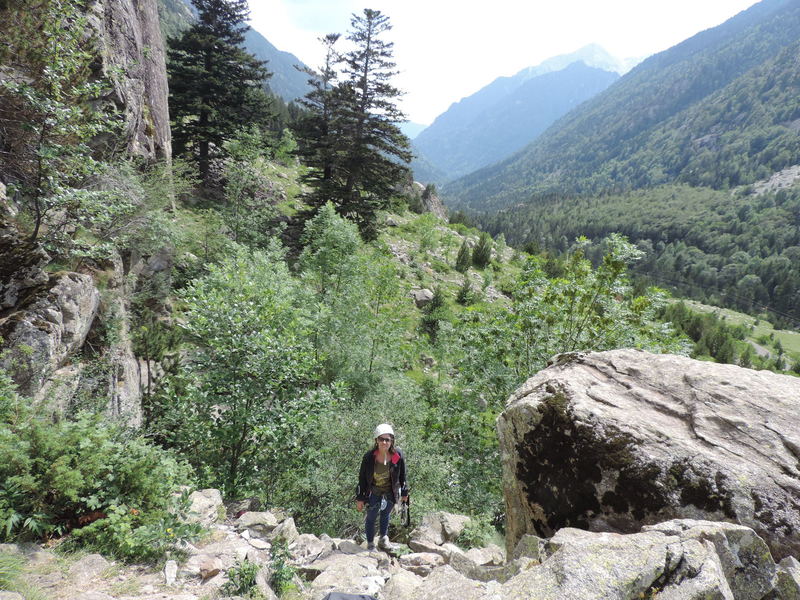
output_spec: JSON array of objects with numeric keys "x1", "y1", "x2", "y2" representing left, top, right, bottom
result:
[{"x1": 377, "y1": 437, "x2": 393, "y2": 443}]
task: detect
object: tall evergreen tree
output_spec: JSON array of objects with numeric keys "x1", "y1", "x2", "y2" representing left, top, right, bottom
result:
[
  {"x1": 167, "y1": 0, "x2": 271, "y2": 181},
  {"x1": 340, "y1": 9, "x2": 412, "y2": 239},
  {"x1": 293, "y1": 34, "x2": 346, "y2": 208},
  {"x1": 294, "y1": 9, "x2": 412, "y2": 240}
]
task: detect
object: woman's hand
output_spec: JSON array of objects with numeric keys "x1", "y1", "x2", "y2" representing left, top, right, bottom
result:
[{"x1": 356, "y1": 500, "x2": 365, "y2": 512}]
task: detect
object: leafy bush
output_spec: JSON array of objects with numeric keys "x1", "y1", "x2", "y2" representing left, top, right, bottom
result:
[
  {"x1": 0, "y1": 382, "x2": 199, "y2": 561},
  {"x1": 457, "y1": 515, "x2": 497, "y2": 549},
  {"x1": 269, "y1": 540, "x2": 297, "y2": 595},
  {"x1": 221, "y1": 558, "x2": 264, "y2": 599}
]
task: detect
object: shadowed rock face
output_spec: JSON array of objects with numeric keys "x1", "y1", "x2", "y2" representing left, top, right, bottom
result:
[
  {"x1": 497, "y1": 349, "x2": 800, "y2": 560},
  {"x1": 89, "y1": 0, "x2": 171, "y2": 161}
]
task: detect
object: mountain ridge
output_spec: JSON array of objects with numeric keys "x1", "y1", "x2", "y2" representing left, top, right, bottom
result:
[
  {"x1": 412, "y1": 45, "x2": 626, "y2": 183},
  {"x1": 445, "y1": 0, "x2": 800, "y2": 210}
]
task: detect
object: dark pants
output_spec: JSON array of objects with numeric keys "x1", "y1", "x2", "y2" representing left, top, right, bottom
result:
[{"x1": 364, "y1": 492, "x2": 394, "y2": 542}]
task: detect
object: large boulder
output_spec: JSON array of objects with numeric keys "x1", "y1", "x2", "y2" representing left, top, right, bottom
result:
[
  {"x1": 0, "y1": 273, "x2": 100, "y2": 397},
  {"x1": 500, "y1": 520, "x2": 780, "y2": 600},
  {"x1": 497, "y1": 349, "x2": 800, "y2": 560},
  {"x1": 0, "y1": 218, "x2": 50, "y2": 310}
]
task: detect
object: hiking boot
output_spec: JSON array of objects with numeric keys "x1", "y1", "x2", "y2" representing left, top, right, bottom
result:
[
  {"x1": 378, "y1": 535, "x2": 394, "y2": 551},
  {"x1": 366, "y1": 541, "x2": 376, "y2": 551}
]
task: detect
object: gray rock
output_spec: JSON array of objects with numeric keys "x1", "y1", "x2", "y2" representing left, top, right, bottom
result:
[
  {"x1": 70, "y1": 593, "x2": 115, "y2": 600},
  {"x1": 502, "y1": 528, "x2": 677, "y2": 600},
  {"x1": 0, "y1": 219, "x2": 49, "y2": 310},
  {"x1": 464, "y1": 543, "x2": 504, "y2": 566},
  {"x1": 512, "y1": 533, "x2": 545, "y2": 561},
  {"x1": 382, "y1": 569, "x2": 423, "y2": 600},
  {"x1": 644, "y1": 519, "x2": 775, "y2": 599},
  {"x1": 90, "y1": 0, "x2": 171, "y2": 160},
  {"x1": 0, "y1": 593, "x2": 25, "y2": 600},
  {"x1": 187, "y1": 488, "x2": 224, "y2": 526},
  {"x1": 775, "y1": 556, "x2": 800, "y2": 599},
  {"x1": 164, "y1": 559, "x2": 178, "y2": 586},
  {"x1": 335, "y1": 539, "x2": 365, "y2": 554},
  {"x1": 306, "y1": 553, "x2": 383, "y2": 600},
  {"x1": 68, "y1": 553, "x2": 111, "y2": 581},
  {"x1": 497, "y1": 349, "x2": 800, "y2": 560},
  {"x1": 411, "y1": 288, "x2": 434, "y2": 308},
  {"x1": 290, "y1": 533, "x2": 333, "y2": 563},
  {"x1": 0, "y1": 272, "x2": 100, "y2": 397},
  {"x1": 410, "y1": 565, "x2": 484, "y2": 600},
  {"x1": 399, "y1": 552, "x2": 445, "y2": 577},
  {"x1": 410, "y1": 511, "x2": 471, "y2": 546},
  {"x1": 270, "y1": 517, "x2": 299, "y2": 545},
  {"x1": 227, "y1": 497, "x2": 261, "y2": 518},
  {"x1": 255, "y1": 568, "x2": 279, "y2": 600},
  {"x1": 235, "y1": 511, "x2": 279, "y2": 538}
]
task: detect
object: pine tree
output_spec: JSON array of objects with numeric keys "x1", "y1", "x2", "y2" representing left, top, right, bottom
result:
[
  {"x1": 293, "y1": 34, "x2": 346, "y2": 209},
  {"x1": 167, "y1": 0, "x2": 271, "y2": 181},
  {"x1": 294, "y1": 9, "x2": 412, "y2": 240},
  {"x1": 455, "y1": 239, "x2": 472, "y2": 273},
  {"x1": 472, "y1": 233, "x2": 493, "y2": 269},
  {"x1": 340, "y1": 9, "x2": 412, "y2": 239}
]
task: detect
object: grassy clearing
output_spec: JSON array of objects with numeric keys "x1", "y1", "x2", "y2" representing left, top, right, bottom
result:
[{"x1": 683, "y1": 299, "x2": 800, "y2": 365}]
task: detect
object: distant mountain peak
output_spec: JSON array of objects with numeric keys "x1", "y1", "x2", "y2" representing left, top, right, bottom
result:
[{"x1": 516, "y1": 44, "x2": 640, "y2": 80}]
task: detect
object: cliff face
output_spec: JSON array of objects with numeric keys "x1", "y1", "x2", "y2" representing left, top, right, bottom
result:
[
  {"x1": 90, "y1": 0, "x2": 172, "y2": 161},
  {"x1": 0, "y1": 0, "x2": 172, "y2": 421}
]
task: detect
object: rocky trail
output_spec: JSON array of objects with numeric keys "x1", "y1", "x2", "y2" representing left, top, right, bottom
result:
[{"x1": 2, "y1": 486, "x2": 799, "y2": 600}]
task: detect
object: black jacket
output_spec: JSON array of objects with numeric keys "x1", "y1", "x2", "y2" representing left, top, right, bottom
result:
[{"x1": 356, "y1": 448, "x2": 409, "y2": 503}]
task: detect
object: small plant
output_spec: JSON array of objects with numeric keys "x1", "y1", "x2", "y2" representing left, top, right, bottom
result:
[
  {"x1": 269, "y1": 539, "x2": 297, "y2": 596},
  {"x1": 457, "y1": 515, "x2": 496, "y2": 549},
  {"x1": 221, "y1": 558, "x2": 264, "y2": 599}
]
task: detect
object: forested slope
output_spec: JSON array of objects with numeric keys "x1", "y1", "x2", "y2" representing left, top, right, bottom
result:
[
  {"x1": 446, "y1": 0, "x2": 800, "y2": 211},
  {"x1": 479, "y1": 183, "x2": 800, "y2": 326}
]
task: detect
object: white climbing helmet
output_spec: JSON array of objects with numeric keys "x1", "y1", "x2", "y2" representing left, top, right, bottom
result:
[{"x1": 373, "y1": 423, "x2": 395, "y2": 439}]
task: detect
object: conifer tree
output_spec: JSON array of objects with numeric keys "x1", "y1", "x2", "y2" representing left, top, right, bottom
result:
[
  {"x1": 294, "y1": 9, "x2": 412, "y2": 240},
  {"x1": 294, "y1": 34, "x2": 346, "y2": 208},
  {"x1": 167, "y1": 0, "x2": 271, "y2": 181},
  {"x1": 455, "y1": 239, "x2": 472, "y2": 273},
  {"x1": 472, "y1": 233, "x2": 493, "y2": 269}
]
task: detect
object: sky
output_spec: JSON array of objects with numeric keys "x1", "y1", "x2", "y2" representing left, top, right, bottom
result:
[{"x1": 249, "y1": 0, "x2": 759, "y2": 126}]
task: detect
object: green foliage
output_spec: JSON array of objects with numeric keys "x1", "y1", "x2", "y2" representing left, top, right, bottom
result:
[
  {"x1": 0, "y1": 381, "x2": 199, "y2": 561},
  {"x1": 0, "y1": 0, "x2": 122, "y2": 250},
  {"x1": 457, "y1": 515, "x2": 497, "y2": 549},
  {"x1": 274, "y1": 128, "x2": 298, "y2": 166},
  {"x1": 455, "y1": 239, "x2": 472, "y2": 273},
  {"x1": 221, "y1": 558, "x2": 264, "y2": 599},
  {"x1": 0, "y1": 551, "x2": 46, "y2": 600},
  {"x1": 298, "y1": 204, "x2": 408, "y2": 396},
  {"x1": 472, "y1": 233, "x2": 493, "y2": 269},
  {"x1": 222, "y1": 127, "x2": 281, "y2": 248},
  {"x1": 167, "y1": 0, "x2": 272, "y2": 180},
  {"x1": 269, "y1": 540, "x2": 297, "y2": 596},
  {"x1": 421, "y1": 287, "x2": 448, "y2": 342},
  {"x1": 293, "y1": 10, "x2": 412, "y2": 239},
  {"x1": 477, "y1": 184, "x2": 800, "y2": 326},
  {"x1": 152, "y1": 244, "x2": 320, "y2": 496}
]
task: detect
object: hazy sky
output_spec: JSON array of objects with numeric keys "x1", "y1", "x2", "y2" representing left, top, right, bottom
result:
[{"x1": 249, "y1": 0, "x2": 759, "y2": 125}]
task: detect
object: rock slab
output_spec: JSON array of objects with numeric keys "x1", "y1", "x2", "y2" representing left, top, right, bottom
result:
[{"x1": 497, "y1": 349, "x2": 800, "y2": 560}]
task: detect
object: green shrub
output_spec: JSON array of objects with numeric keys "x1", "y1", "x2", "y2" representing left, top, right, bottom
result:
[
  {"x1": 0, "y1": 384, "x2": 199, "y2": 561},
  {"x1": 269, "y1": 540, "x2": 297, "y2": 595},
  {"x1": 221, "y1": 558, "x2": 264, "y2": 598},
  {"x1": 457, "y1": 514, "x2": 497, "y2": 549}
]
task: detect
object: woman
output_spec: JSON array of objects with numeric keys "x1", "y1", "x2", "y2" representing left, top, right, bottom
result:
[{"x1": 355, "y1": 423, "x2": 409, "y2": 550}]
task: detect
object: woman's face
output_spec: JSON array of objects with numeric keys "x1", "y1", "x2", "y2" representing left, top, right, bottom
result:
[{"x1": 376, "y1": 434, "x2": 394, "y2": 452}]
